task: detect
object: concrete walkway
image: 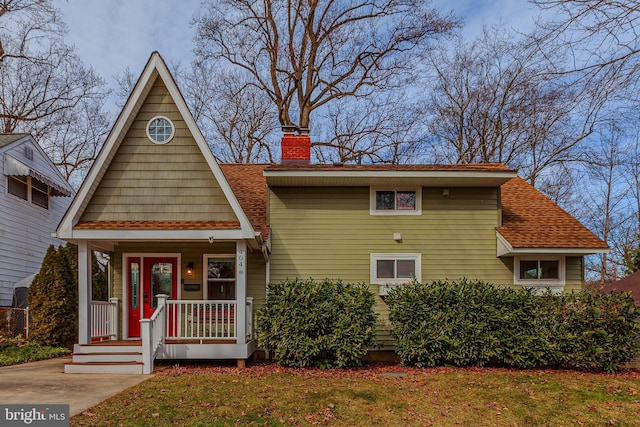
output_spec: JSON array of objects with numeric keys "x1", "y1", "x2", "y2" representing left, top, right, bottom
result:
[{"x1": 0, "y1": 356, "x2": 149, "y2": 416}]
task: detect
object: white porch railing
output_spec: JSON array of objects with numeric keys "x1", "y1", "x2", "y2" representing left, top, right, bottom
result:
[
  {"x1": 90, "y1": 298, "x2": 119, "y2": 341},
  {"x1": 141, "y1": 294, "x2": 167, "y2": 375},
  {"x1": 165, "y1": 300, "x2": 236, "y2": 340},
  {"x1": 139, "y1": 297, "x2": 253, "y2": 372},
  {"x1": 245, "y1": 297, "x2": 253, "y2": 342}
]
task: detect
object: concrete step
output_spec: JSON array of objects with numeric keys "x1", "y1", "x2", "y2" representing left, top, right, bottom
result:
[
  {"x1": 64, "y1": 361, "x2": 144, "y2": 375},
  {"x1": 72, "y1": 352, "x2": 143, "y2": 363}
]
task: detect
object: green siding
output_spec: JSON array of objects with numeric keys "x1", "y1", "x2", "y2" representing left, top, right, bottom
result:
[
  {"x1": 269, "y1": 187, "x2": 511, "y2": 283},
  {"x1": 81, "y1": 78, "x2": 237, "y2": 222},
  {"x1": 247, "y1": 250, "x2": 267, "y2": 333},
  {"x1": 565, "y1": 257, "x2": 584, "y2": 292},
  {"x1": 267, "y1": 186, "x2": 585, "y2": 348}
]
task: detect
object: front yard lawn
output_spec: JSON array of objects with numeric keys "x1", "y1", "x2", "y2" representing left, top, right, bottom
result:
[
  {"x1": 0, "y1": 338, "x2": 69, "y2": 366},
  {"x1": 72, "y1": 363, "x2": 640, "y2": 426}
]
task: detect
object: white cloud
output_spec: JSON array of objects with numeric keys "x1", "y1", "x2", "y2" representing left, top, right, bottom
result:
[{"x1": 60, "y1": 0, "x2": 200, "y2": 82}]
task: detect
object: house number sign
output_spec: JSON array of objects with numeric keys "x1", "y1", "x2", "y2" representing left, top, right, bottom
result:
[{"x1": 238, "y1": 249, "x2": 245, "y2": 275}]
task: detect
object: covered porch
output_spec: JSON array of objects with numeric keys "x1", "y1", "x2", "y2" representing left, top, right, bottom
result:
[{"x1": 66, "y1": 239, "x2": 262, "y2": 374}]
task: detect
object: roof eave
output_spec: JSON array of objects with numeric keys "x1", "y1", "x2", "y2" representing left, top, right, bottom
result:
[
  {"x1": 264, "y1": 170, "x2": 518, "y2": 187},
  {"x1": 65, "y1": 228, "x2": 256, "y2": 241},
  {"x1": 497, "y1": 231, "x2": 609, "y2": 256}
]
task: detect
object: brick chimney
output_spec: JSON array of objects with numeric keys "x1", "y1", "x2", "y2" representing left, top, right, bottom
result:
[{"x1": 281, "y1": 126, "x2": 311, "y2": 165}]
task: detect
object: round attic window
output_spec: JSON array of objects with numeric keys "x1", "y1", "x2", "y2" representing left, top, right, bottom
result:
[{"x1": 146, "y1": 116, "x2": 174, "y2": 144}]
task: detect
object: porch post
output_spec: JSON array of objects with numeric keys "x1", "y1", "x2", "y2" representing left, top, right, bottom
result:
[
  {"x1": 236, "y1": 241, "x2": 247, "y2": 343},
  {"x1": 78, "y1": 240, "x2": 93, "y2": 345}
]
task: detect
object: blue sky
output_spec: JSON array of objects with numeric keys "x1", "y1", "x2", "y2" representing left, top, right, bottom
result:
[{"x1": 59, "y1": 0, "x2": 541, "y2": 103}]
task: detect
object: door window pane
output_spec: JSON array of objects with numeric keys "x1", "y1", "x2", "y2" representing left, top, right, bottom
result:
[
  {"x1": 151, "y1": 262, "x2": 172, "y2": 308},
  {"x1": 131, "y1": 262, "x2": 139, "y2": 309}
]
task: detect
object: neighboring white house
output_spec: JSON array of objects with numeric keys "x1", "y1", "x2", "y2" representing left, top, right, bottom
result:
[{"x1": 0, "y1": 134, "x2": 74, "y2": 306}]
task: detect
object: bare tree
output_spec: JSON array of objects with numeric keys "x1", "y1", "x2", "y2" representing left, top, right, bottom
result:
[
  {"x1": 181, "y1": 63, "x2": 278, "y2": 163},
  {"x1": 0, "y1": 0, "x2": 110, "y2": 184},
  {"x1": 620, "y1": 130, "x2": 640, "y2": 274},
  {"x1": 531, "y1": 0, "x2": 640, "y2": 85},
  {"x1": 577, "y1": 122, "x2": 633, "y2": 284},
  {"x1": 424, "y1": 27, "x2": 603, "y2": 185},
  {"x1": 313, "y1": 91, "x2": 427, "y2": 164},
  {"x1": 43, "y1": 96, "x2": 111, "y2": 185},
  {"x1": 193, "y1": 0, "x2": 458, "y2": 132},
  {"x1": 113, "y1": 67, "x2": 138, "y2": 110}
]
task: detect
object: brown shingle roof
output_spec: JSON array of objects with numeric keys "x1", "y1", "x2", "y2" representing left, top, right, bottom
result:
[
  {"x1": 74, "y1": 220, "x2": 240, "y2": 230},
  {"x1": 601, "y1": 271, "x2": 640, "y2": 306},
  {"x1": 220, "y1": 164, "x2": 269, "y2": 240},
  {"x1": 498, "y1": 177, "x2": 608, "y2": 250}
]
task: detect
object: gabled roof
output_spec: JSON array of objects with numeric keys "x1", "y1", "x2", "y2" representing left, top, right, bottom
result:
[
  {"x1": 56, "y1": 52, "x2": 258, "y2": 242},
  {"x1": 0, "y1": 133, "x2": 74, "y2": 196},
  {"x1": 0, "y1": 133, "x2": 30, "y2": 149},
  {"x1": 497, "y1": 177, "x2": 608, "y2": 255},
  {"x1": 601, "y1": 270, "x2": 640, "y2": 305}
]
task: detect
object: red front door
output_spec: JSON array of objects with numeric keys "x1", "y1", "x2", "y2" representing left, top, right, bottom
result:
[
  {"x1": 127, "y1": 256, "x2": 177, "y2": 338},
  {"x1": 143, "y1": 257, "x2": 178, "y2": 319}
]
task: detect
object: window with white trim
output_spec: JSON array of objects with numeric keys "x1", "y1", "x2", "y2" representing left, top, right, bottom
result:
[
  {"x1": 146, "y1": 116, "x2": 175, "y2": 144},
  {"x1": 7, "y1": 175, "x2": 49, "y2": 209},
  {"x1": 370, "y1": 253, "x2": 421, "y2": 284},
  {"x1": 514, "y1": 256, "x2": 565, "y2": 293},
  {"x1": 370, "y1": 188, "x2": 421, "y2": 215},
  {"x1": 203, "y1": 255, "x2": 236, "y2": 300}
]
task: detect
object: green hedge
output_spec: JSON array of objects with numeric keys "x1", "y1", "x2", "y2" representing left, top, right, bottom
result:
[
  {"x1": 387, "y1": 279, "x2": 640, "y2": 372},
  {"x1": 257, "y1": 278, "x2": 377, "y2": 368}
]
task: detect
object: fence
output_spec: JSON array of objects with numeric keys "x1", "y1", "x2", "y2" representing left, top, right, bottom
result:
[{"x1": 0, "y1": 307, "x2": 29, "y2": 338}]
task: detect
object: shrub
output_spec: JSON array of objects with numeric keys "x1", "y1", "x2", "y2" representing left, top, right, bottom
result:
[
  {"x1": 539, "y1": 291, "x2": 640, "y2": 372},
  {"x1": 387, "y1": 279, "x2": 640, "y2": 371},
  {"x1": 27, "y1": 244, "x2": 78, "y2": 349},
  {"x1": 0, "y1": 337, "x2": 70, "y2": 366},
  {"x1": 257, "y1": 278, "x2": 377, "y2": 368}
]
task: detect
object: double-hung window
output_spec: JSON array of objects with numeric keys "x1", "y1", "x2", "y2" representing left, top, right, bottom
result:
[
  {"x1": 370, "y1": 188, "x2": 421, "y2": 215},
  {"x1": 204, "y1": 255, "x2": 236, "y2": 300},
  {"x1": 7, "y1": 175, "x2": 49, "y2": 210}
]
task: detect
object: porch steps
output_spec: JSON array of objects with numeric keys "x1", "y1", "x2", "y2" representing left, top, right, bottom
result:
[
  {"x1": 65, "y1": 341, "x2": 144, "y2": 374},
  {"x1": 71, "y1": 352, "x2": 143, "y2": 363}
]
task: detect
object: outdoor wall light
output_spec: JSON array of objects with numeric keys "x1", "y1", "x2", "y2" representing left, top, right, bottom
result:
[
  {"x1": 186, "y1": 262, "x2": 194, "y2": 277},
  {"x1": 442, "y1": 188, "x2": 450, "y2": 197}
]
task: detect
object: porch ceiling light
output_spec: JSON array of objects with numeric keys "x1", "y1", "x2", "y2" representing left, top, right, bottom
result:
[{"x1": 186, "y1": 262, "x2": 194, "y2": 277}]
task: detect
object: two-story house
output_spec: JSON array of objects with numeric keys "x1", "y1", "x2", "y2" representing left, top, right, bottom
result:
[
  {"x1": 57, "y1": 53, "x2": 608, "y2": 374},
  {"x1": 0, "y1": 134, "x2": 74, "y2": 306}
]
